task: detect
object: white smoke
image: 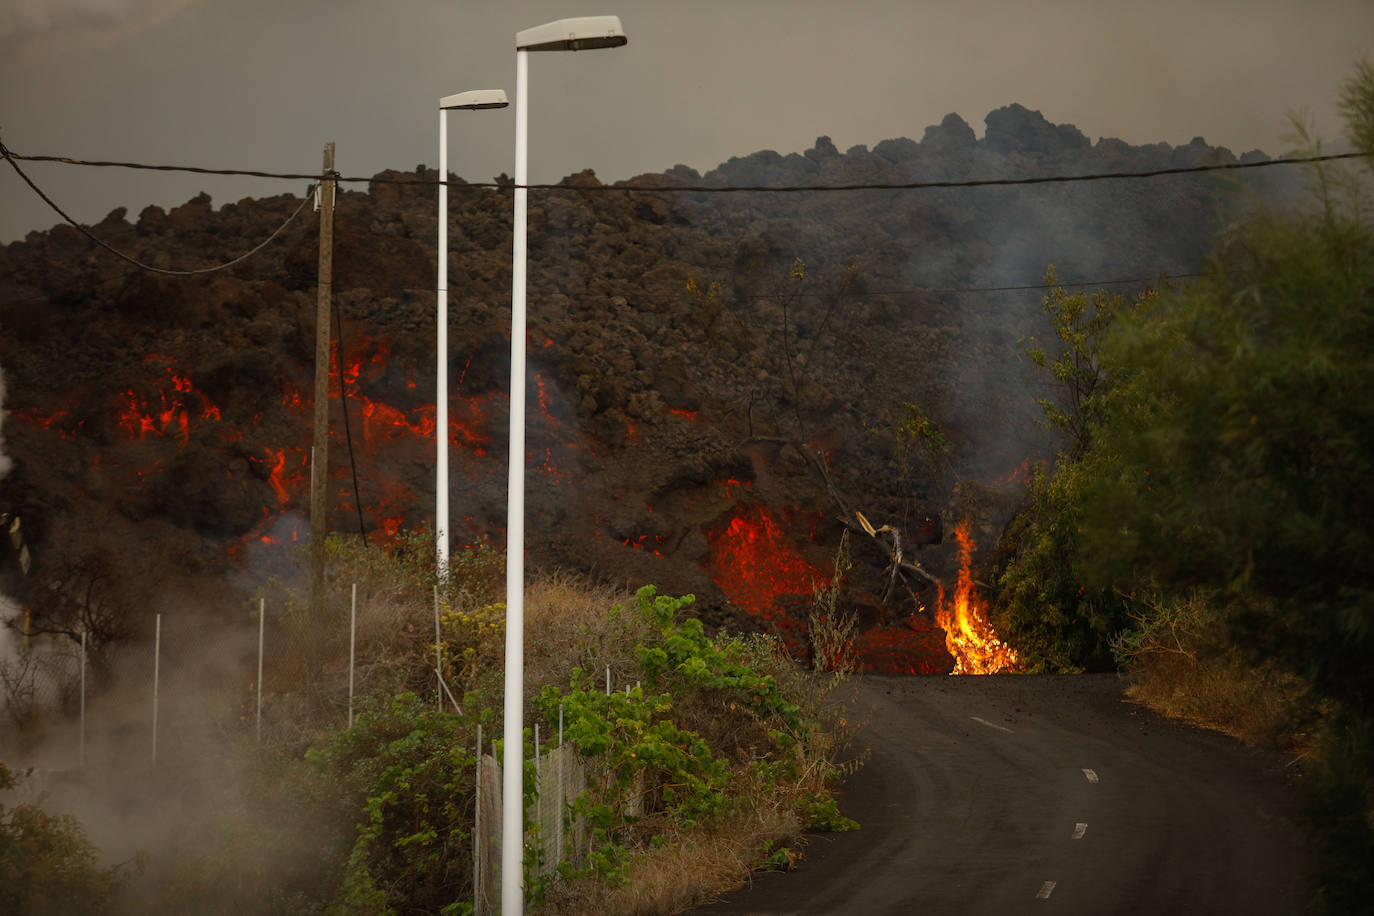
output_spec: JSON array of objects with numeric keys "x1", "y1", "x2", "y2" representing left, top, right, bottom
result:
[
  {"x1": 0, "y1": 362, "x2": 11, "y2": 482},
  {"x1": 0, "y1": 0, "x2": 205, "y2": 51},
  {"x1": 0, "y1": 363, "x2": 16, "y2": 663}
]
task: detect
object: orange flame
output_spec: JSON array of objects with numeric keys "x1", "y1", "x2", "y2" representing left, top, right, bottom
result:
[{"x1": 935, "y1": 519, "x2": 1019, "y2": 674}]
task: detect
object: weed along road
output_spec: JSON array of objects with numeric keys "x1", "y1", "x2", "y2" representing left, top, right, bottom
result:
[{"x1": 690, "y1": 674, "x2": 1310, "y2": 915}]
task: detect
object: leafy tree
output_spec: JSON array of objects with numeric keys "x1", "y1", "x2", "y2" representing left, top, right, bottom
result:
[
  {"x1": 1021, "y1": 266, "x2": 1156, "y2": 457},
  {"x1": 1072, "y1": 61, "x2": 1374, "y2": 911},
  {"x1": 991, "y1": 274, "x2": 1155, "y2": 671},
  {"x1": 894, "y1": 401, "x2": 952, "y2": 485},
  {"x1": 992, "y1": 462, "x2": 1122, "y2": 672},
  {"x1": 1075, "y1": 149, "x2": 1374, "y2": 716}
]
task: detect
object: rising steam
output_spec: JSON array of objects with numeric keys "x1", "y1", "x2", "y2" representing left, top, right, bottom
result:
[
  {"x1": 0, "y1": 362, "x2": 16, "y2": 660},
  {"x1": 0, "y1": 362, "x2": 11, "y2": 482}
]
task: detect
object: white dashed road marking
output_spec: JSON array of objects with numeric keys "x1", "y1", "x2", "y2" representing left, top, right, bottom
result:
[
  {"x1": 1072, "y1": 822, "x2": 1088, "y2": 840},
  {"x1": 1036, "y1": 880, "x2": 1057, "y2": 900},
  {"x1": 1082, "y1": 767, "x2": 1099, "y2": 783},
  {"x1": 970, "y1": 715, "x2": 1014, "y2": 733}
]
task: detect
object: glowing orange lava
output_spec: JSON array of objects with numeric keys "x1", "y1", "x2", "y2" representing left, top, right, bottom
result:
[
  {"x1": 113, "y1": 355, "x2": 222, "y2": 445},
  {"x1": 852, "y1": 619, "x2": 953, "y2": 675},
  {"x1": 935, "y1": 519, "x2": 1019, "y2": 674},
  {"x1": 708, "y1": 503, "x2": 827, "y2": 649}
]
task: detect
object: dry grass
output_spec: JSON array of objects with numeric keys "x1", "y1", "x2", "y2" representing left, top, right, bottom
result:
[
  {"x1": 1115, "y1": 593, "x2": 1307, "y2": 749},
  {"x1": 522, "y1": 572, "x2": 648, "y2": 700},
  {"x1": 542, "y1": 784, "x2": 804, "y2": 916},
  {"x1": 1124, "y1": 648, "x2": 1307, "y2": 748}
]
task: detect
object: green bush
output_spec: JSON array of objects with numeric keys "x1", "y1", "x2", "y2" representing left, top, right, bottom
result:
[
  {"x1": 306, "y1": 693, "x2": 477, "y2": 915},
  {"x1": 0, "y1": 763, "x2": 127, "y2": 916}
]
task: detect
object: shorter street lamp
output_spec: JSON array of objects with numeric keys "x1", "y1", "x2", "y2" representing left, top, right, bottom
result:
[{"x1": 436, "y1": 89, "x2": 509, "y2": 570}]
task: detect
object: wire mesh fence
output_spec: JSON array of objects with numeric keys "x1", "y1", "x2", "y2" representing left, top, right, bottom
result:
[{"x1": 0, "y1": 583, "x2": 629, "y2": 911}]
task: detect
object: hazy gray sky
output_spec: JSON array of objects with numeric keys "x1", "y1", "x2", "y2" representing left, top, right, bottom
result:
[{"x1": 1, "y1": 0, "x2": 1370, "y2": 242}]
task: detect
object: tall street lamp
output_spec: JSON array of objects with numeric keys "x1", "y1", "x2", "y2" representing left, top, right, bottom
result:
[
  {"x1": 504, "y1": 16, "x2": 627, "y2": 914},
  {"x1": 437, "y1": 89, "x2": 508, "y2": 571}
]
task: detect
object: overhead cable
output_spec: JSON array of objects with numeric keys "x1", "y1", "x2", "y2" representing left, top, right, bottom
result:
[
  {"x1": 3, "y1": 145, "x2": 1368, "y2": 193},
  {"x1": 275, "y1": 269, "x2": 1202, "y2": 299},
  {"x1": 2, "y1": 141, "x2": 317, "y2": 277}
]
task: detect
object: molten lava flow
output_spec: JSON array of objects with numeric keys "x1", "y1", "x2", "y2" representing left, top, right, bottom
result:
[
  {"x1": 852, "y1": 619, "x2": 954, "y2": 675},
  {"x1": 112, "y1": 355, "x2": 223, "y2": 446},
  {"x1": 708, "y1": 503, "x2": 828, "y2": 650},
  {"x1": 935, "y1": 519, "x2": 1019, "y2": 674}
]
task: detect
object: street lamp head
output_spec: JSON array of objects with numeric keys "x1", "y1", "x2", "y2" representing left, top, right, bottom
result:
[
  {"x1": 516, "y1": 15, "x2": 627, "y2": 52},
  {"x1": 440, "y1": 88, "x2": 510, "y2": 110}
]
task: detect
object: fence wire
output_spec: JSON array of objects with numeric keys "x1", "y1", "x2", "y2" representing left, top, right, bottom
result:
[{"x1": 0, "y1": 587, "x2": 626, "y2": 910}]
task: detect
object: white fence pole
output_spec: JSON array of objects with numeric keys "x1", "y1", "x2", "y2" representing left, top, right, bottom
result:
[
  {"x1": 79, "y1": 628, "x2": 87, "y2": 768},
  {"x1": 557, "y1": 703, "x2": 564, "y2": 867},
  {"x1": 152, "y1": 613, "x2": 161, "y2": 767},
  {"x1": 257, "y1": 598, "x2": 265, "y2": 742},
  {"x1": 474, "y1": 721, "x2": 482, "y2": 915},
  {"x1": 434, "y1": 585, "x2": 442, "y2": 713},
  {"x1": 534, "y1": 723, "x2": 541, "y2": 863},
  {"x1": 348, "y1": 583, "x2": 357, "y2": 728}
]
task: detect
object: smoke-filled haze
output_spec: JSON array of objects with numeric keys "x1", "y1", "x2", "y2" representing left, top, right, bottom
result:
[{"x1": 1, "y1": 0, "x2": 1370, "y2": 242}]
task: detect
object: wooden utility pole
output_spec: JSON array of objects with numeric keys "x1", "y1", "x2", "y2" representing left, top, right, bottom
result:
[{"x1": 309, "y1": 142, "x2": 336, "y2": 683}]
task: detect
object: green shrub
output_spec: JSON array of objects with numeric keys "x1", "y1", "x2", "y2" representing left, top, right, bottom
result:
[
  {"x1": 307, "y1": 693, "x2": 477, "y2": 915},
  {"x1": 0, "y1": 763, "x2": 127, "y2": 916}
]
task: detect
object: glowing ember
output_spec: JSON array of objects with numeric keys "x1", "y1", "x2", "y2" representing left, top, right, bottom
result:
[
  {"x1": 623, "y1": 534, "x2": 665, "y2": 555},
  {"x1": 992, "y1": 456, "x2": 1048, "y2": 488},
  {"x1": 935, "y1": 519, "x2": 1019, "y2": 674}
]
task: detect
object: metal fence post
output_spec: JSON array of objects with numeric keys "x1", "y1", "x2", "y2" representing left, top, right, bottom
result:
[
  {"x1": 79, "y1": 628, "x2": 86, "y2": 768},
  {"x1": 257, "y1": 598, "x2": 265, "y2": 742},
  {"x1": 474, "y1": 721, "x2": 482, "y2": 915},
  {"x1": 348, "y1": 583, "x2": 357, "y2": 728},
  {"x1": 557, "y1": 703, "x2": 564, "y2": 868},
  {"x1": 434, "y1": 585, "x2": 442, "y2": 713},
  {"x1": 152, "y1": 613, "x2": 161, "y2": 767}
]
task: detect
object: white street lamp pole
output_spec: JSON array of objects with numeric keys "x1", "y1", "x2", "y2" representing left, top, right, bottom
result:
[
  {"x1": 504, "y1": 17, "x2": 626, "y2": 915},
  {"x1": 437, "y1": 90, "x2": 508, "y2": 571}
]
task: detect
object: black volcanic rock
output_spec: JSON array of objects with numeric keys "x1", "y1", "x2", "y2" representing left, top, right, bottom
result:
[
  {"x1": 0, "y1": 104, "x2": 1299, "y2": 669},
  {"x1": 983, "y1": 103, "x2": 1091, "y2": 157},
  {"x1": 922, "y1": 113, "x2": 977, "y2": 155},
  {"x1": 805, "y1": 136, "x2": 841, "y2": 162}
]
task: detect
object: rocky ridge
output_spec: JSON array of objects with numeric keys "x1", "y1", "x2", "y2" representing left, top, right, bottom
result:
[{"x1": 0, "y1": 103, "x2": 1286, "y2": 671}]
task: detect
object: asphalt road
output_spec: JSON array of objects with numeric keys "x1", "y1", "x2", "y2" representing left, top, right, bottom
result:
[{"x1": 689, "y1": 674, "x2": 1311, "y2": 915}]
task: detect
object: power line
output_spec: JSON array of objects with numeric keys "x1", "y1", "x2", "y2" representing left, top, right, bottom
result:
[
  {"x1": 2, "y1": 141, "x2": 316, "y2": 277},
  {"x1": 0, "y1": 130, "x2": 1269, "y2": 294},
  {"x1": 4, "y1": 145, "x2": 1368, "y2": 193},
  {"x1": 275, "y1": 270, "x2": 1200, "y2": 300}
]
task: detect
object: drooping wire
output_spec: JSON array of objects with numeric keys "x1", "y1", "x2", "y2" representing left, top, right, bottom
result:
[
  {"x1": 2, "y1": 140, "x2": 316, "y2": 276},
  {"x1": 333, "y1": 297, "x2": 369, "y2": 546}
]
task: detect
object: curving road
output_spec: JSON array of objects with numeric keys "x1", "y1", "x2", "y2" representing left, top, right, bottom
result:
[{"x1": 690, "y1": 674, "x2": 1310, "y2": 915}]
